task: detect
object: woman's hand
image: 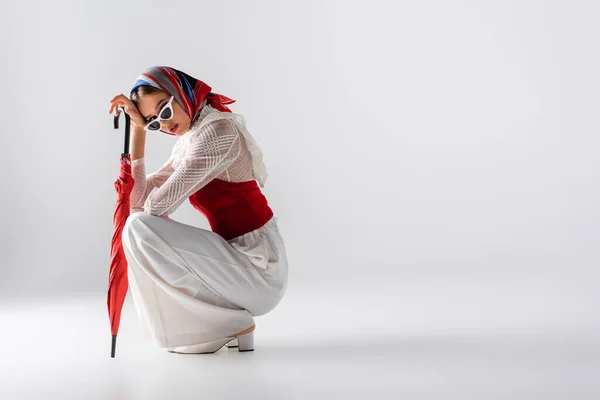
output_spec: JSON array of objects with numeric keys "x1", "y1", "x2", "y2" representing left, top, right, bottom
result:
[{"x1": 109, "y1": 94, "x2": 146, "y2": 129}]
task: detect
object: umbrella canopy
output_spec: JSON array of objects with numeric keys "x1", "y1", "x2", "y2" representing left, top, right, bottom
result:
[{"x1": 108, "y1": 109, "x2": 134, "y2": 358}]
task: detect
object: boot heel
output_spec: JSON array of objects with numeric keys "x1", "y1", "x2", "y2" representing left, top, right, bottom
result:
[
  {"x1": 226, "y1": 338, "x2": 239, "y2": 348},
  {"x1": 237, "y1": 331, "x2": 254, "y2": 352}
]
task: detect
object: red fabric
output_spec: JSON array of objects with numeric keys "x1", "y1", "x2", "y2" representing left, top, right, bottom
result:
[
  {"x1": 107, "y1": 155, "x2": 135, "y2": 336},
  {"x1": 189, "y1": 179, "x2": 274, "y2": 241},
  {"x1": 204, "y1": 92, "x2": 236, "y2": 112},
  {"x1": 194, "y1": 84, "x2": 236, "y2": 113}
]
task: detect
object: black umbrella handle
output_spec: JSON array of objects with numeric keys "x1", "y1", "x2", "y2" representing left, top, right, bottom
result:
[{"x1": 113, "y1": 107, "x2": 131, "y2": 157}]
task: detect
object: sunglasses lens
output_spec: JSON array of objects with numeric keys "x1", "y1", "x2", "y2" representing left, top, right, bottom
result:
[
  {"x1": 148, "y1": 121, "x2": 161, "y2": 131},
  {"x1": 160, "y1": 106, "x2": 172, "y2": 120}
]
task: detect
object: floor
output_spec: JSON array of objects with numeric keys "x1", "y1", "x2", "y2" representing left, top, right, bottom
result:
[{"x1": 1, "y1": 277, "x2": 599, "y2": 399}]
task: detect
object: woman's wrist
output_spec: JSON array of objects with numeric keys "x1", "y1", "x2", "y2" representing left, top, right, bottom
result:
[
  {"x1": 130, "y1": 125, "x2": 147, "y2": 160},
  {"x1": 131, "y1": 124, "x2": 146, "y2": 136}
]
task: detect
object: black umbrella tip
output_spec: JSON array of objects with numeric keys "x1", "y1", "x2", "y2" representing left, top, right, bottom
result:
[{"x1": 111, "y1": 334, "x2": 117, "y2": 358}]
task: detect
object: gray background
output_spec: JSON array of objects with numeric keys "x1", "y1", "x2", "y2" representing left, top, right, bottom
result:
[
  {"x1": 1, "y1": 0, "x2": 595, "y2": 296},
  {"x1": 0, "y1": 0, "x2": 599, "y2": 398}
]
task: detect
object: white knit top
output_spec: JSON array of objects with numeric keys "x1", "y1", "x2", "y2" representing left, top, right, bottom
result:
[{"x1": 130, "y1": 105, "x2": 269, "y2": 217}]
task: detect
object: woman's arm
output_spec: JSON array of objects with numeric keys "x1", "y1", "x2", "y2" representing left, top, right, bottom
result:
[
  {"x1": 129, "y1": 125, "x2": 175, "y2": 211},
  {"x1": 130, "y1": 157, "x2": 175, "y2": 211},
  {"x1": 142, "y1": 118, "x2": 243, "y2": 217},
  {"x1": 130, "y1": 125, "x2": 146, "y2": 161}
]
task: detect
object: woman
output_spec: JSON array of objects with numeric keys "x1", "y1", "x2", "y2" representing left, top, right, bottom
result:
[{"x1": 108, "y1": 66, "x2": 288, "y2": 354}]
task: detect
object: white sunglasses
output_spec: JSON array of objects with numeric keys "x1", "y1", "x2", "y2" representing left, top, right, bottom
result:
[{"x1": 144, "y1": 95, "x2": 175, "y2": 132}]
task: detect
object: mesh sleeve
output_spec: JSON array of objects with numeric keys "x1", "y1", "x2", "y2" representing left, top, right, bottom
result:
[
  {"x1": 130, "y1": 157, "x2": 175, "y2": 212},
  {"x1": 143, "y1": 118, "x2": 243, "y2": 217}
]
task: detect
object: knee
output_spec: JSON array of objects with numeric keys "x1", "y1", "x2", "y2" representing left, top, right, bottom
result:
[
  {"x1": 122, "y1": 212, "x2": 156, "y2": 247},
  {"x1": 123, "y1": 212, "x2": 146, "y2": 234}
]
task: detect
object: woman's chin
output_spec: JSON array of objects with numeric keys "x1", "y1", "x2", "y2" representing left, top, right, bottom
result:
[{"x1": 177, "y1": 124, "x2": 190, "y2": 135}]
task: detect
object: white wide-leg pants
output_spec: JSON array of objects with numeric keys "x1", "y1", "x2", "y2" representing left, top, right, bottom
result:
[{"x1": 121, "y1": 212, "x2": 288, "y2": 349}]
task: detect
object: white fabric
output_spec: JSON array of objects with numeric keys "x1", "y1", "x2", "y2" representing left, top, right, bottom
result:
[
  {"x1": 122, "y1": 105, "x2": 285, "y2": 349},
  {"x1": 121, "y1": 212, "x2": 288, "y2": 349},
  {"x1": 130, "y1": 105, "x2": 269, "y2": 217}
]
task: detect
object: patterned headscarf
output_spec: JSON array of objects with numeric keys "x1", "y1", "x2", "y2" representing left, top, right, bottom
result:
[{"x1": 130, "y1": 66, "x2": 235, "y2": 122}]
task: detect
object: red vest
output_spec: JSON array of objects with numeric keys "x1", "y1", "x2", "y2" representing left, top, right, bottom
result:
[{"x1": 188, "y1": 179, "x2": 274, "y2": 241}]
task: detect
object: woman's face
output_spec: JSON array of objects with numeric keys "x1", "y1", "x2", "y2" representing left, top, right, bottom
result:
[{"x1": 136, "y1": 91, "x2": 191, "y2": 136}]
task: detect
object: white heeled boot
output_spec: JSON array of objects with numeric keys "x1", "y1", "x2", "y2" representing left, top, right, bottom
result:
[{"x1": 169, "y1": 325, "x2": 255, "y2": 354}]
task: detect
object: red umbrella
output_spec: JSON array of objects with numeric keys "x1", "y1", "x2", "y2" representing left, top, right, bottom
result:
[{"x1": 108, "y1": 107, "x2": 135, "y2": 358}]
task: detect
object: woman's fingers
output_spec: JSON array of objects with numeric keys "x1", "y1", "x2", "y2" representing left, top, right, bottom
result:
[
  {"x1": 109, "y1": 95, "x2": 131, "y2": 116},
  {"x1": 108, "y1": 94, "x2": 146, "y2": 128},
  {"x1": 110, "y1": 94, "x2": 130, "y2": 110}
]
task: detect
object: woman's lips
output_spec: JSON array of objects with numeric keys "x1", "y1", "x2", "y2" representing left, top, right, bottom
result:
[{"x1": 172, "y1": 123, "x2": 179, "y2": 133}]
